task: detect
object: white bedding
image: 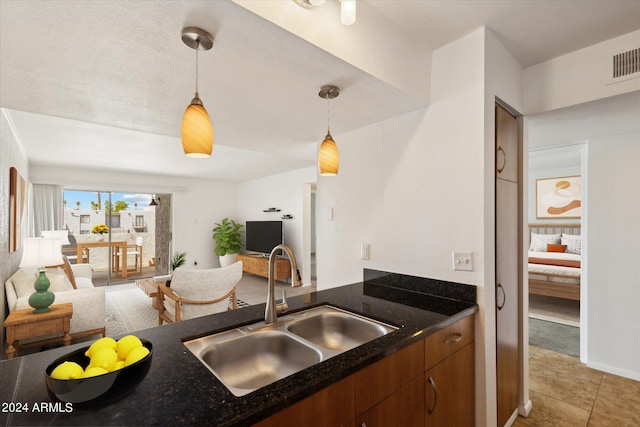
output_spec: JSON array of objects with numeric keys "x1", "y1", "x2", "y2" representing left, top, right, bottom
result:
[{"x1": 528, "y1": 251, "x2": 581, "y2": 280}]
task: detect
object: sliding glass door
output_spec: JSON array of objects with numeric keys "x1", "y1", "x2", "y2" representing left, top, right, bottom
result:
[{"x1": 62, "y1": 190, "x2": 157, "y2": 286}]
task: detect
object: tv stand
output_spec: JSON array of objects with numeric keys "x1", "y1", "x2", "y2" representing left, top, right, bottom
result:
[{"x1": 237, "y1": 254, "x2": 291, "y2": 281}]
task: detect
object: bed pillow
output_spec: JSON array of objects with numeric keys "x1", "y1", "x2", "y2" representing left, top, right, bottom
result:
[
  {"x1": 561, "y1": 234, "x2": 581, "y2": 255},
  {"x1": 547, "y1": 243, "x2": 567, "y2": 253},
  {"x1": 529, "y1": 233, "x2": 561, "y2": 252}
]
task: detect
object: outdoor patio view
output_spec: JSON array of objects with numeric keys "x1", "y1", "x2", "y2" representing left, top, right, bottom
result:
[{"x1": 62, "y1": 190, "x2": 157, "y2": 286}]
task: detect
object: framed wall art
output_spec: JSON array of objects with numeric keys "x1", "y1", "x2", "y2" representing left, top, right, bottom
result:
[
  {"x1": 9, "y1": 166, "x2": 26, "y2": 252},
  {"x1": 536, "y1": 175, "x2": 581, "y2": 219}
]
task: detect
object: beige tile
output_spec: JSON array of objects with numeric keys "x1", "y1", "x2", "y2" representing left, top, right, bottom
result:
[
  {"x1": 529, "y1": 348, "x2": 602, "y2": 411},
  {"x1": 588, "y1": 411, "x2": 636, "y2": 427},
  {"x1": 517, "y1": 390, "x2": 589, "y2": 427},
  {"x1": 529, "y1": 345, "x2": 541, "y2": 359},
  {"x1": 591, "y1": 373, "x2": 640, "y2": 427}
]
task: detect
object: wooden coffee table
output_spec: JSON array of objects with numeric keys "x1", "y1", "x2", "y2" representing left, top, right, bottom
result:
[
  {"x1": 136, "y1": 278, "x2": 161, "y2": 310},
  {"x1": 4, "y1": 303, "x2": 73, "y2": 359}
]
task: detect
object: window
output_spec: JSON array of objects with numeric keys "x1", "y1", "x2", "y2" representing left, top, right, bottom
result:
[
  {"x1": 135, "y1": 215, "x2": 144, "y2": 227},
  {"x1": 80, "y1": 215, "x2": 90, "y2": 224}
]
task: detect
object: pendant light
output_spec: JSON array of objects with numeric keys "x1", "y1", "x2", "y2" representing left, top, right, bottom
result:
[
  {"x1": 340, "y1": 0, "x2": 356, "y2": 25},
  {"x1": 181, "y1": 27, "x2": 214, "y2": 158},
  {"x1": 318, "y1": 85, "x2": 340, "y2": 176}
]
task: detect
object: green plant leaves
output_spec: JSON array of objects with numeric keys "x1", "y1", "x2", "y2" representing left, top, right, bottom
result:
[{"x1": 212, "y1": 218, "x2": 244, "y2": 256}]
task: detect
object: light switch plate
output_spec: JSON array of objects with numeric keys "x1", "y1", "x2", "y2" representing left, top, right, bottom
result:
[
  {"x1": 361, "y1": 243, "x2": 370, "y2": 260},
  {"x1": 452, "y1": 252, "x2": 474, "y2": 271}
]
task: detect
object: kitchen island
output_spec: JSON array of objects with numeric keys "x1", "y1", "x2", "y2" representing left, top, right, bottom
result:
[{"x1": 1, "y1": 269, "x2": 477, "y2": 426}]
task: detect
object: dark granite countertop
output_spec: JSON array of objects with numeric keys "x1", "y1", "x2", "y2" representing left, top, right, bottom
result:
[{"x1": 1, "y1": 269, "x2": 477, "y2": 426}]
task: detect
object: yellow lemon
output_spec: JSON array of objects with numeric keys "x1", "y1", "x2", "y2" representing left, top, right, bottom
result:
[
  {"x1": 50, "y1": 361, "x2": 84, "y2": 380},
  {"x1": 81, "y1": 367, "x2": 108, "y2": 378},
  {"x1": 116, "y1": 335, "x2": 143, "y2": 360},
  {"x1": 125, "y1": 346, "x2": 150, "y2": 366},
  {"x1": 113, "y1": 360, "x2": 126, "y2": 371},
  {"x1": 84, "y1": 337, "x2": 117, "y2": 358},
  {"x1": 89, "y1": 348, "x2": 118, "y2": 372}
]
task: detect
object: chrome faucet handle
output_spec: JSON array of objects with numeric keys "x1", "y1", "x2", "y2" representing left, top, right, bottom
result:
[{"x1": 276, "y1": 290, "x2": 288, "y2": 315}]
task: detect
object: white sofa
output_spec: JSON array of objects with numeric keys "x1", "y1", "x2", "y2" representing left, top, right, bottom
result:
[{"x1": 5, "y1": 262, "x2": 106, "y2": 341}]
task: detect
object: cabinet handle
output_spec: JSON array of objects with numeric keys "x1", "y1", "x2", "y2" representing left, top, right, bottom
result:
[
  {"x1": 496, "y1": 283, "x2": 506, "y2": 310},
  {"x1": 496, "y1": 146, "x2": 507, "y2": 173},
  {"x1": 444, "y1": 333, "x2": 462, "y2": 344},
  {"x1": 426, "y1": 376, "x2": 438, "y2": 414}
]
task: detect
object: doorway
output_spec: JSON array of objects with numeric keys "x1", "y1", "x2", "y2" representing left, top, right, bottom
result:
[{"x1": 62, "y1": 190, "x2": 158, "y2": 285}]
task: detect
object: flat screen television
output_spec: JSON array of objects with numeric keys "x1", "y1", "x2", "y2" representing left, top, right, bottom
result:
[{"x1": 245, "y1": 221, "x2": 283, "y2": 255}]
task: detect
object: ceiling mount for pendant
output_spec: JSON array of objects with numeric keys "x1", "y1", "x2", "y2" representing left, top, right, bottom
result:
[
  {"x1": 181, "y1": 27, "x2": 214, "y2": 51},
  {"x1": 318, "y1": 85, "x2": 340, "y2": 100}
]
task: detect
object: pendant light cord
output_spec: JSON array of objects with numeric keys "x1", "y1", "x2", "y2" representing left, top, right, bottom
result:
[
  {"x1": 326, "y1": 95, "x2": 331, "y2": 133},
  {"x1": 195, "y1": 40, "x2": 200, "y2": 94}
]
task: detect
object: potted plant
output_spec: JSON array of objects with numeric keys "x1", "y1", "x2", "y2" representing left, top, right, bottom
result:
[
  {"x1": 91, "y1": 223, "x2": 109, "y2": 241},
  {"x1": 166, "y1": 252, "x2": 187, "y2": 287},
  {"x1": 212, "y1": 218, "x2": 243, "y2": 267}
]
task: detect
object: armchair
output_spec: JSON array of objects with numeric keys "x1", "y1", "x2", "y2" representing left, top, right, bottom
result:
[{"x1": 157, "y1": 262, "x2": 243, "y2": 325}]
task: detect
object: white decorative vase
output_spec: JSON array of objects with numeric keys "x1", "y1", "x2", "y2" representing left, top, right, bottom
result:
[
  {"x1": 219, "y1": 253, "x2": 238, "y2": 268},
  {"x1": 96, "y1": 234, "x2": 105, "y2": 242}
]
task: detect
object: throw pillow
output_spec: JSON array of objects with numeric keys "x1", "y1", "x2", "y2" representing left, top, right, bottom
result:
[
  {"x1": 44, "y1": 267, "x2": 74, "y2": 293},
  {"x1": 561, "y1": 234, "x2": 581, "y2": 255},
  {"x1": 12, "y1": 268, "x2": 37, "y2": 299},
  {"x1": 547, "y1": 243, "x2": 567, "y2": 253},
  {"x1": 529, "y1": 233, "x2": 561, "y2": 252}
]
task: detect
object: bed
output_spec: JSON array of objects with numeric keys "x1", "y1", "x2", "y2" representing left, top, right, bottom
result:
[{"x1": 528, "y1": 223, "x2": 581, "y2": 301}]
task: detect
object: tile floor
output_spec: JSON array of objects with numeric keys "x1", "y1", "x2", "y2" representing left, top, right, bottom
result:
[{"x1": 514, "y1": 345, "x2": 640, "y2": 426}]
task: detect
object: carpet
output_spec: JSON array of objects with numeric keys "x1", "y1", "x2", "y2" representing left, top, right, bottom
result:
[
  {"x1": 104, "y1": 286, "x2": 251, "y2": 336},
  {"x1": 529, "y1": 318, "x2": 579, "y2": 357}
]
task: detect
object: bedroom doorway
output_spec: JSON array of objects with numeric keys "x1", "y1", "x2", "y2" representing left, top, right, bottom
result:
[{"x1": 527, "y1": 144, "x2": 584, "y2": 357}]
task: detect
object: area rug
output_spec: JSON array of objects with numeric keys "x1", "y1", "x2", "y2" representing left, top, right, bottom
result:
[
  {"x1": 529, "y1": 294, "x2": 580, "y2": 327},
  {"x1": 529, "y1": 318, "x2": 579, "y2": 357},
  {"x1": 104, "y1": 286, "x2": 251, "y2": 336},
  {"x1": 105, "y1": 287, "x2": 158, "y2": 336}
]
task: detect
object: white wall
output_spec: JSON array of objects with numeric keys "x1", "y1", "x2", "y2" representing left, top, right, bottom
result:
[
  {"x1": 524, "y1": 30, "x2": 640, "y2": 114},
  {"x1": 0, "y1": 109, "x2": 30, "y2": 354},
  {"x1": 586, "y1": 133, "x2": 640, "y2": 380},
  {"x1": 237, "y1": 166, "x2": 316, "y2": 284},
  {"x1": 29, "y1": 165, "x2": 239, "y2": 269}
]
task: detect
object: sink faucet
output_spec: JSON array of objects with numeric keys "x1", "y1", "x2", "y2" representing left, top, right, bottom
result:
[{"x1": 265, "y1": 244, "x2": 302, "y2": 324}]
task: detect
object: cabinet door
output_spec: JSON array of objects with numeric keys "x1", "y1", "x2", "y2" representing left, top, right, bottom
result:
[
  {"x1": 253, "y1": 376, "x2": 355, "y2": 427},
  {"x1": 424, "y1": 343, "x2": 474, "y2": 427},
  {"x1": 356, "y1": 374, "x2": 424, "y2": 427},
  {"x1": 495, "y1": 105, "x2": 518, "y2": 183},
  {"x1": 496, "y1": 178, "x2": 519, "y2": 425}
]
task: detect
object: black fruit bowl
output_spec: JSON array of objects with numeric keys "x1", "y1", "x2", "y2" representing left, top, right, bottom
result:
[{"x1": 44, "y1": 339, "x2": 152, "y2": 407}]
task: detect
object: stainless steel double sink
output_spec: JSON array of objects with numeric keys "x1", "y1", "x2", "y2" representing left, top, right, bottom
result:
[{"x1": 183, "y1": 305, "x2": 397, "y2": 396}]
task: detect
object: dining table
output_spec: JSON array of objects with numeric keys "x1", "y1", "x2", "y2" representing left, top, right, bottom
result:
[{"x1": 75, "y1": 240, "x2": 130, "y2": 278}]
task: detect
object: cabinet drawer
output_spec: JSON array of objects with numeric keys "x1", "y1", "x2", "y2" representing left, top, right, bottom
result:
[
  {"x1": 355, "y1": 340, "x2": 424, "y2": 415},
  {"x1": 425, "y1": 314, "x2": 474, "y2": 371},
  {"x1": 356, "y1": 374, "x2": 424, "y2": 427}
]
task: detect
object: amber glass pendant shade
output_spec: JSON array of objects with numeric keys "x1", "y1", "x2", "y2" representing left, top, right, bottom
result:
[
  {"x1": 318, "y1": 132, "x2": 339, "y2": 176},
  {"x1": 181, "y1": 100, "x2": 213, "y2": 158}
]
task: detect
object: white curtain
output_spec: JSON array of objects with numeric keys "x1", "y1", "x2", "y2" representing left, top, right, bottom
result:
[{"x1": 31, "y1": 184, "x2": 64, "y2": 237}]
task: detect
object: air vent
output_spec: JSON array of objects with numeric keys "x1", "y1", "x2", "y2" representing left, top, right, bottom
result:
[{"x1": 612, "y1": 48, "x2": 639, "y2": 79}]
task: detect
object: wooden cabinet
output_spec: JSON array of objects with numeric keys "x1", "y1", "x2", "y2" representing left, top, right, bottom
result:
[
  {"x1": 237, "y1": 254, "x2": 291, "y2": 280},
  {"x1": 495, "y1": 103, "x2": 521, "y2": 426},
  {"x1": 425, "y1": 343, "x2": 475, "y2": 427},
  {"x1": 495, "y1": 105, "x2": 518, "y2": 183},
  {"x1": 252, "y1": 315, "x2": 475, "y2": 427},
  {"x1": 253, "y1": 376, "x2": 355, "y2": 427},
  {"x1": 356, "y1": 374, "x2": 425, "y2": 427}
]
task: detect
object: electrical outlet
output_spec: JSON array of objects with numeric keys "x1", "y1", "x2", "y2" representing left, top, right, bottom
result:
[{"x1": 452, "y1": 252, "x2": 473, "y2": 271}]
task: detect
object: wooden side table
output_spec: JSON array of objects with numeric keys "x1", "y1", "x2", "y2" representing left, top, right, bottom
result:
[{"x1": 4, "y1": 303, "x2": 73, "y2": 359}]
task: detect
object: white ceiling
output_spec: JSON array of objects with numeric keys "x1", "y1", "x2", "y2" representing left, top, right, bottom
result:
[{"x1": 1, "y1": 0, "x2": 639, "y2": 182}]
